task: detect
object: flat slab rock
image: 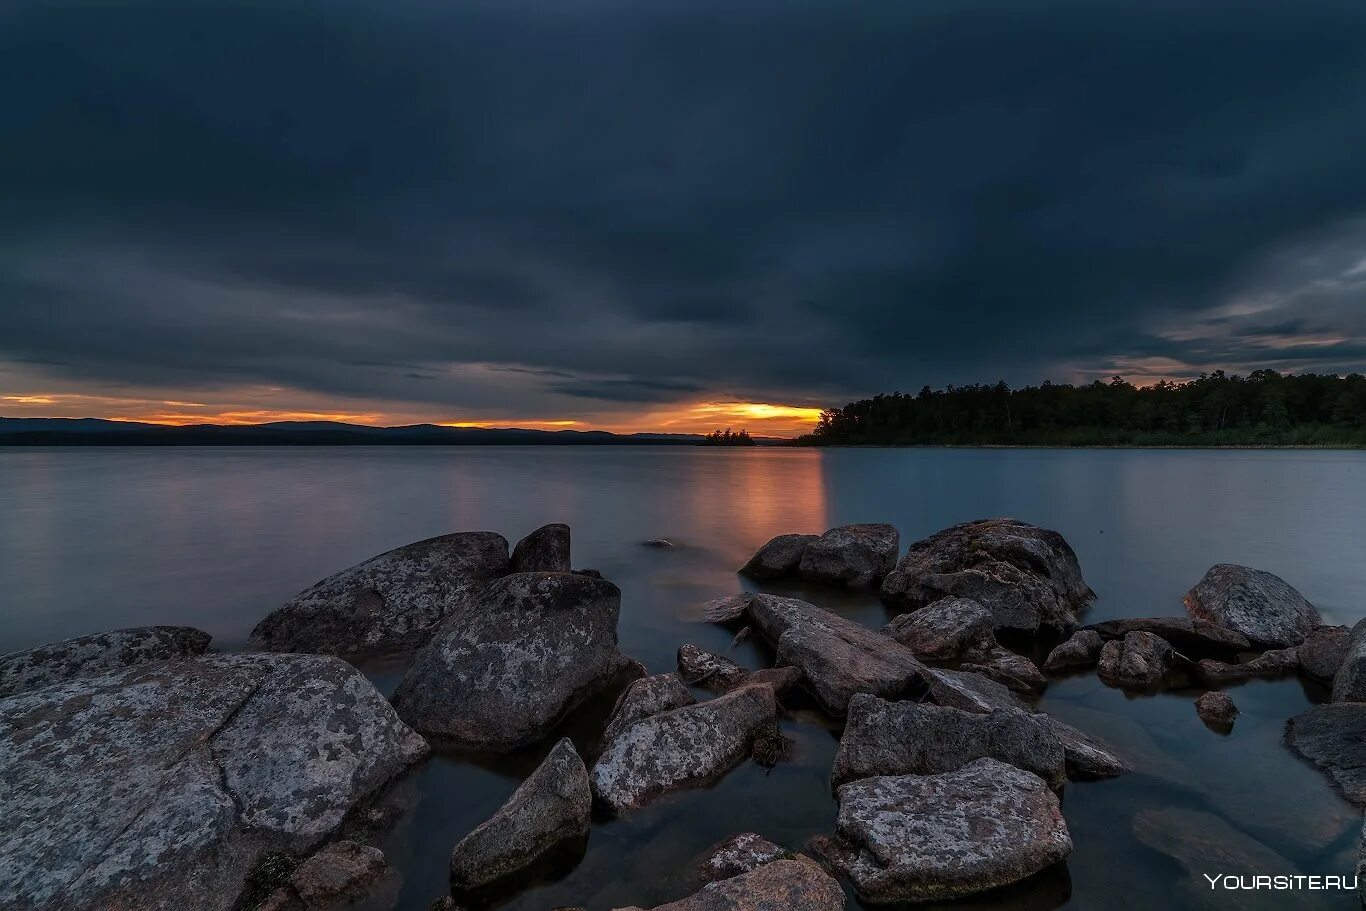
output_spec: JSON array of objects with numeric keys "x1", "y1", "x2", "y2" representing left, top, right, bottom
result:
[
  {"x1": 1285, "y1": 704, "x2": 1366, "y2": 806},
  {"x1": 250, "y1": 531, "x2": 511, "y2": 659},
  {"x1": 391, "y1": 572, "x2": 634, "y2": 750},
  {"x1": 0, "y1": 653, "x2": 427, "y2": 911},
  {"x1": 797, "y1": 523, "x2": 899, "y2": 587},
  {"x1": 1183, "y1": 563, "x2": 1321, "y2": 648},
  {"x1": 747, "y1": 594, "x2": 928, "y2": 715},
  {"x1": 1197, "y1": 647, "x2": 1298, "y2": 684},
  {"x1": 615, "y1": 857, "x2": 844, "y2": 911},
  {"x1": 812, "y1": 758, "x2": 1072, "y2": 903},
  {"x1": 0, "y1": 625, "x2": 211, "y2": 698},
  {"x1": 880, "y1": 518, "x2": 1094, "y2": 632},
  {"x1": 1083, "y1": 616, "x2": 1251, "y2": 655}
]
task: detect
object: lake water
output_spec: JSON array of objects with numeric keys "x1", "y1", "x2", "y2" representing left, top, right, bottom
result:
[{"x1": 2, "y1": 446, "x2": 1364, "y2": 910}]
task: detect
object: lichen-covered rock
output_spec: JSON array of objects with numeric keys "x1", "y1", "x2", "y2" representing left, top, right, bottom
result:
[
  {"x1": 392, "y1": 572, "x2": 633, "y2": 750},
  {"x1": 621, "y1": 857, "x2": 844, "y2": 911},
  {"x1": 677, "y1": 645, "x2": 749, "y2": 688},
  {"x1": 250, "y1": 531, "x2": 511, "y2": 659},
  {"x1": 880, "y1": 519, "x2": 1094, "y2": 632},
  {"x1": 1082, "y1": 616, "x2": 1250, "y2": 655},
  {"x1": 881, "y1": 597, "x2": 995, "y2": 660},
  {"x1": 1300, "y1": 624, "x2": 1351, "y2": 686},
  {"x1": 1285, "y1": 704, "x2": 1366, "y2": 806},
  {"x1": 1332, "y1": 619, "x2": 1366, "y2": 702},
  {"x1": 590, "y1": 683, "x2": 778, "y2": 814},
  {"x1": 1097, "y1": 631, "x2": 1173, "y2": 689},
  {"x1": 0, "y1": 653, "x2": 427, "y2": 911},
  {"x1": 961, "y1": 644, "x2": 1047, "y2": 694},
  {"x1": 738, "y1": 534, "x2": 817, "y2": 580},
  {"x1": 511, "y1": 523, "x2": 572, "y2": 573},
  {"x1": 797, "y1": 524, "x2": 899, "y2": 587},
  {"x1": 702, "y1": 593, "x2": 753, "y2": 623},
  {"x1": 697, "y1": 833, "x2": 789, "y2": 883},
  {"x1": 831, "y1": 695, "x2": 1066, "y2": 789},
  {"x1": 1183, "y1": 564, "x2": 1321, "y2": 648},
  {"x1": 449, "y1": 738, "x2": 591, "y2": 890},
  {"x1": 290, "y1": 840, "x2": 390, "y2": 908},
  {"x1": 747, "y1": 594, "x2": 928, "y2": 715},
  {"x1": 1196, "y1": 648, "x2": 1298, "y2": 684},
  {"x1": 600, "y1": 673, "x2": 697, "y2": 749},
  {"x1": 0, "y1": 626, "x2": 211, "y2": 698},
  {"x1": 1042, "y1": 630, "x2": 1104, "y2": 674},
  {"x1": 811, "y1": 758, "x2": 1072, "y2": 903},
  {"x1": 1195, "y1": 692, "x2": 1238, "y2": 726}
]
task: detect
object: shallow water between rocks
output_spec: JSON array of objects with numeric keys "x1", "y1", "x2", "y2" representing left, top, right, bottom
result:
[{"x1": 2, "y1": 446, "x2": 1364, "y2": 910}]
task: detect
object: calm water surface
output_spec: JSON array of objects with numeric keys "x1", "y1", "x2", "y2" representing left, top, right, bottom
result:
[{"x1": 2, "y1": 447, "x2": 1364, "y2": 910}]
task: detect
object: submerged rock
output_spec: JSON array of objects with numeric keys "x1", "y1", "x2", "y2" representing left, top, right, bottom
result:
[
  {"x1": 449, "y1": 738, "x2": 591, "y2": 891},
  {"x1": 677, "y1": 645, "x2": 749, "y2": 688},
  {"x1": 697, "y1": 833, "x2": 789, "y2": 883},
  {"x1": 620, "y1": 857, "x2": 843, "y2": 911},
  {"x1": 0, "y1": 625, "x2": 211, "y2": 698},
  {"x1": 391, "y1": 572, "x2": 633, "y2": 750},
  {"x1": 739, "y1": 534, "x2": 818, "y2": 580},
  {"x1": 591, "y1": 683, "x2": 778, "y2": 814},
  {"x1": 0, "y1": 653, "x2": 427, "y2": 911},
  {"x1": 798, "y1": 523, "x2": 899, "y2": 587},
  {"x1": 1196, "y1": 648, "x2": 1298, "y2": 684},
  {"x1": 1331, "y1": 619, "x2": 1366, "y2": 702},
  {"x1": 511, "y1": 523, "x2": 572, "y2": 574},
  {"x1": 1285, "y1": 704, "x2": 1366, "y2": 806},
  {"x1": 250, "y1": 531, "x2": 510, "y2": 659},
  {"x1": 600, "y1": 673, "x2": 697, "y2": 748},
  {"x1": 1042, "y1": 629, "x2": 1104, "y2": 674},
  {"x1": 961, "y1": 644, "x2": 1047, "y2": 694},
  {"x1": 1195, "y1": 691, "x2": 1239, "y2": 726},
  {"x1": 812, "y1": 758, "x2": 1072, "y2": 903},
  {"x1": 1183, "y1": 563, "x2": 1321, "y2": 648},
  {"x1": 1300, "y1": 624, "x2": 1351, "y2": 686},
  {"x1": 881, "y1": 597, "x2": 995, "y2": 660},
  {"x1": 747, "y1": 594, "x2": 928, "y2": 715},
  {"x1": 1082, "y1": 616, "x2": 1250, "y2": 655},
  {"x1": 831, "y1": 695, "x2": 1066, "y2": 789},
  {"x1": 1047, "y1": 717, "x2": 1129, "y2": 779},
  {"x1": 880, "y1": 518, "x2": 1094, "y2": 632},
  {"x1": 1097, "y1": 631, "x2": 1173, "y2": 689},
  {"x1": 290, "y1": 840, "x2": 390, "y2": 908}
]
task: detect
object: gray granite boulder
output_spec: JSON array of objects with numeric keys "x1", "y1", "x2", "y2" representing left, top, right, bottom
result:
[
  {"x1": 0, "y1": 653, "x2": 427, "y2": 911},
  {"x1": 881, "y1": 597, "x2": 995, "y2": 660},
  {"x1": 250, "y1": 531, "x2": 511, "y2": 659},
  {"x1": 619, "y1": 857, "x2": 844, "y2": 911},
  {"x1": 449, "y1": 738, "x2": 591, "y2": 890},
  {"x1": 391, "y1": 572, "x2": 634, "y2": 750},
  {"x1": 831, "y1": 695, "x2": 1066, "y2": 789},
  {"x1": 677, "y1": 645, "x2": 749, "y2": 688},
  {"x1": 961, "y1": 644, "x2": 1047, "y2": 694},
  {"x1": 1285, "y1": 704, "x2": 1366, "y2": 806},
  {"x1": 1196, "y1": 648, "x2": 1298, "y2": 684},
  {"x1": 739, "y1": 534, "x2": 818, "y2": 580},
  {"x1": 0, "y1": 626, "x2": 211, "y2": 698},
  {"x1": 697, "y1": 833, "x2": 789, "y2": 883},
  {"x1": 600, "y1": 673, "x2": 697, "y2": 749},
  {"x1": 880, "y1": 519, "x2": 1094, "y2": 632},
  {"x1": 1097, "y1": 631, "x2": 1173, "y2": 689},
  {"x1": 811, "y1": 758, "x2": 1072, "y2": 903},
  {"x1": 511, "y1": 523, "x2": 572, "y2": 573},
  {"x1": 1195, "y1": 691, "x2": 1238, "y2": 726},
  {"x1": 747, "y1": 594, "x2": 928, "y2": 715},
  {"x1": 1082, "y1": 616, "x2": 1250, "y2": 655},
  {"x1": 591, "y1": 683, "x2": 778, "y2": 814},
  {"x1": 1331, "y1": 618, "x2": 1366, "y2": 701},
  {"x1": 1042, "y1": 629, "x2": 1104, "y2": 674},
  {"x1": 1183, "y1": 563, "x2": 1321, "y2": 648},
  {"x1": 798, "y1": 523, "x2": 899, "y2": 587},
  {"x1": 1301, "y1": 624, "x2": 1351, "y2": 686}
]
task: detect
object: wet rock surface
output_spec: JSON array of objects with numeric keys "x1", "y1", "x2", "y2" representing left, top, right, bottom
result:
[
  {"x1": 738, "y1": 534, "x2": 818, "y2": 580},
  {"x1": 0, "y1": 625, "x2": 212, "y2": 698},
  {"x1": 812, "y1": 758, "x2": 1072, "y2": 903},
  {"x1": 0, "y1": 653, "x2": 427, "y2": 911},
  {"x1": 880, "y1": 518, "x2": 1094, "y2": 632},
  {"x1": 1285, "y1": 704, "x2": 1366, "y2": 806},
  {"x1": 620, "y1": 857, "x2": 844, "y2": 911},
  {"x1": 1195, "y1": 691, "x2": 1239, "y2": 726},
  {"x1": 1183, "y1": 563, "x2": 1321, "y2": 647},
  {"x1": 1042, "y1": 629, "x2": 1104, "y2": 674},
  {"x1": 391, "y1": 572, "x2": 634, "y2": 750},
  {"x1": 797, "y1": 523, "x2": 899, "y2": 587},
  {"x1": 449, "y1": 738, "x2": 591, "y2": 891},
  {"x1": 1196, "y1": 648, "x2": 1298, "y2": 683},
  {"x1": 511, "y1": 523, "x2": 572, "y2": 574},
  {"x1": 1097, "y1": 631, "x2": 1173, "y2": 689},
  {"x1": 696, "y1": 833, "x2": 789, "y2": 883},
  {"x1": 880, "y1": 596, "x2": 995, "y2": 659},
  {"x1": 1082, "y1": 616, "x2": 1251, "y2": 655},
  {"x1": 250, "y1": 531, "x2": 511, "y2": 659}
]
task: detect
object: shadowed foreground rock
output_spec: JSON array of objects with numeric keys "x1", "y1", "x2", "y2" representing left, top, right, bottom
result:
[
  {"x1": 0, "y1": 625, "x2": 211, "y2": 698},
  {"x1": 289, "y1": 840, "x2": 391, "y2": 908},
  {"x1": 511, "y1": 523, "x2": 572, "y2": 573},
  {"x1": 1042, "y1": 630, "x2": 1104, "y2": 674},
  {"x1": 1082, "y1": 616, "x2": 1250, "y2": 655},
  {"x1": 0, "y1": 653, "x2": 427, "y2": 911},
  {"x1": 739, "y1": 534, "x2": 818, "y2": 580},
  {"x1": 1285, "y1": 704, "x2": 1366, "y2": 806},
  {"x1": 1183, "y1": 563, "x2": 1321, "y2": 648},
  {"x1": 1097, "y1": 631, "x2": 1173, "y2": 689},
  {"x1": 449, "y1": 738, "x2": 591, "y2": 891},
  {"x1": 812, "y1": 758, "x2": 1072, "y2": 903},
  {"x1": 880, "y1": 519, "x2": 1094, "y2": 632},
  {"x1": 1196, "y1": 648, "x2": 1298, "y2": 683},
  {"x1": 391, "y1": 572, "x2": 634, "y2": 750},
  {"x1": 1331, "y1": 619, "x2": 1366, "y2": 701},
  {"x1": 250, "y1": 531, "x2": 511, "y2": 659},
  {"x1": 961, "y1": 644, "x2": 1047, "y2": 694},
  {"x1": 1196, "y1": 692, "x2": 1238, "y2": 726},
  {"x1": 798, "y1": 523, "x2": 899, "y2": 587},
  {"x1": 1299, "y1": 624, "x2": 1351, "y2": 686},
  {"x1": 614, "y1": 857, "x2": 844, "y2": 911},
  {"x1": 881, "y1": 597, "x2": 995, "y2": 660}
]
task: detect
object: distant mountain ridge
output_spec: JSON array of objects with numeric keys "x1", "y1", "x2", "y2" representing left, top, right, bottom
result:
[{"x1": 0, "y1": 417, "x2": 735, "y2": 445}]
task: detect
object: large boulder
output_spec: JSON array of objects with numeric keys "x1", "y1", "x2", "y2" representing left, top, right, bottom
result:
[
  {"x1": 880, "y1": 597, "x2": 995, "y2": 660},
  {"x1": 747, "y1": 594, "x2": 928, "y2": 715},
  {"x1": 1096, "y1": 631, "x2": 1173, "y2": 689},
  {"x1": 1285, "y1": 704, "x2": 1366, "y2": 806},
  {"x1": 250, "y1": 531, "x2": 511, "y2": 659},
  {"x1": 0, "y1": 653, "x2": 427, "y2": 911},
  {"x1": 600, "y1": 673, "x2": 696, "y2": 749},
  {"x1": 1183, "y1": 564, "x2": 1321, "y2": 648},
  {"x1": 1331, "y1": 619, "x2": 1366, "y2": 702},
  {"x1": 590, "y1": 683, "x2": 779, "y2": 814},
  {"x1": 738, "y1": 534, "x2": 818, "y2": 580},
  {"x1": 511, "y1": 523, "x2": 572, "y2": 573},
  {"x1": 798, "y1": 524, "x2": 899, "y2": 587},
  {"x1": 811, "y1": 758, "x2": 1072, "y2": 903},
  {"x1": 1082, "y1": 616, "x2": 1250, "y2": 655},
  {"x1": 1042, "y1": 629, "x2": 1104, "y2": 674},
  {"x1": 618, "y1": 857, "x2": 844, "y2": 911},
  {"x1": 1301, "y1": 624, "x2": 1351, "y2": 686},
  {"x1": 0, "y1": 626, "x2": 211, "y2": 698},
  {"x1": 880, "y1": 519, "x2": 1094, "y2": 632},
  {"x1": 831, "y1": 695, "x2": 1066, "y2": 789},
  {"x1": 391, "y1": 572, "x2": 634, "y2": 750},
  {"x1": 449, "y1": 738, "x2": 591, "y2": 891}
]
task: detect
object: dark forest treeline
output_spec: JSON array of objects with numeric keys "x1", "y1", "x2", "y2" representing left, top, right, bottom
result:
[
  {"x1": 702, "y1": 427, "x2": 756, "y2": 446},
  {"x1": 799, "y1": 371, "x2": 1366, "y2": 447}
]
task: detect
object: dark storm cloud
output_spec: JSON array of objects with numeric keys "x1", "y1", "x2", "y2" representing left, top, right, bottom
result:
[{"x1": 3, "y1": 0, "x2": 1366, "y2": 417}]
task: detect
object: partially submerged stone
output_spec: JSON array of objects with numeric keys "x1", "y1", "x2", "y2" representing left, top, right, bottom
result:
[
  {"x1": 1300, "y1": 624, "x2": 1351, "y2": 686},
  {"x1": 0, "y1": 625, "x2": 211, "y2": 698},
  {"x1": 702, "y1": 593, "x2": 753, "y2": 623},
  {"x1": 449, "y1": 738, "x2": 591, "y2": 891},
  {"x1": 1332, "y1": 619, "x2": 1366, "y2": 701},
  {"x1": 1183, "y1": 563, "x2": 1321, "y2": 648},
  {"x1": 677, "y1": 645, "x2": 749, "y2": 688},
  {"x1": 600, "y1": 673, "x2": 696, "y2": 749},
  {"x1": 391, "y1": 572, "x2": 634, "y2": 750},
  {"x1": 696, "y1": 833, "x2": 789, "y2": 883},
  {"x1": 880, "y1": 519, "x2": 1094, "y2": 632},
  {"x1": 511, "y1": 523, "x2": 572, "y2": 573},
  {"x1": 1082, "y1": 616, "x2": 1250, "y2": 655},
  {"x1": 961, "y1": 644, "x2": 1047, "y2": 694},
  {"x1": 812, "y1": 758, "x2": 1072, "y2": 903},
  {"x1": 1047, "y1": 717, "x2": 1129, "y2": 779},
  {"x1": 250, "y1": 531, "x2": 511, "y2": 659},
  {"x1": 881, "y1": 597, "x2": 995, "y2": 660},
  {"x1": 1195, "y1": 691, "x2": 1238, "y2": 726},
  {"x1": 1285, "y1": 704, "x2": 1366, "y2": 806},
  {"x1": 620, "y1": 857, "x2": 844, "y2": 911},
  {"x1": 1042, "y1": 629, "x2": 1104, "y2": 674},
  {"x1": 1197, "y1": 648, "x2": 1298, "y2": 684},
  {"x1": 797, "y1": 523, "x2": 899, "y2": 587},
  {"x1": 1097, "y1": 631, "x2": 1173, "y2": 689},
  {"x1": 739, "y1": 534, "x2": 816, "y2": 579},
  {"x1": 290, "y1": 841, "x2": 390, "y2": 908}
]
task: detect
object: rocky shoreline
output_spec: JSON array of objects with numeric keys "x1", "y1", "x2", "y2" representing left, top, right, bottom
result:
[{"x1": 1, "y1": 518, "x2": 1358, "y2": 910}]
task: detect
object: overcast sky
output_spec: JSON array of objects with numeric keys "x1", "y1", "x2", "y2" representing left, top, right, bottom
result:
[{"x1": 4, "y1": 0, "x2": 1366, "y2": 433}]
